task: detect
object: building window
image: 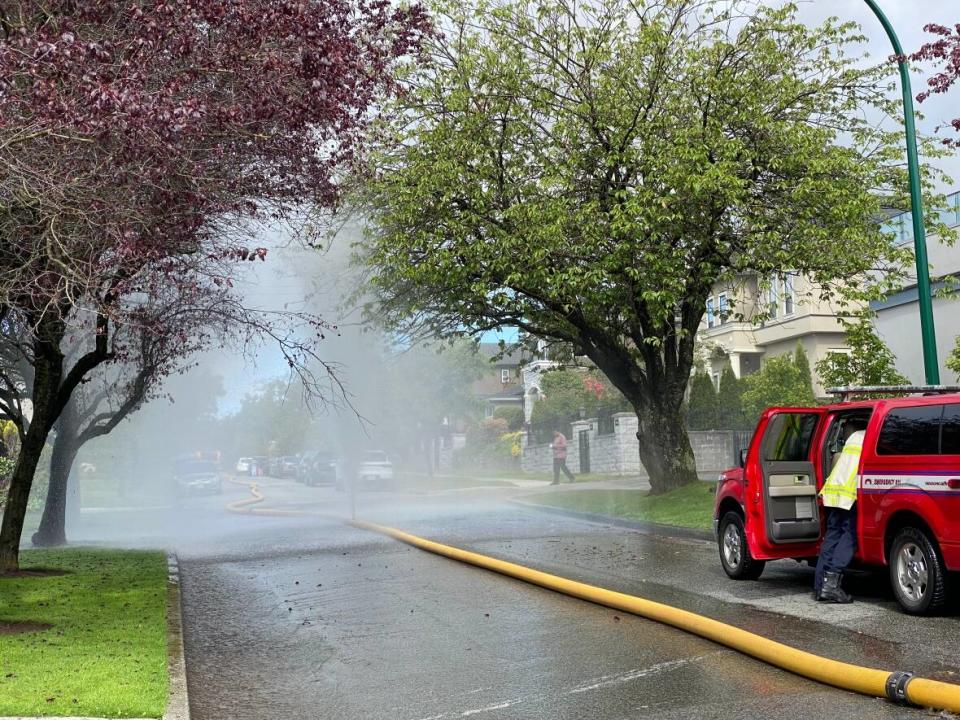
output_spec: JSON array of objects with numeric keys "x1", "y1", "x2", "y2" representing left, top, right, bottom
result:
[
  {"x1": 717, "y1": 293, "x2": 728, "y2": 325},
  {"x1": 764, "y1": 275, "x2": 779, "y2": 320},
  {"x1": 706, "y1": 297, "x2": 715, "y2": 328},
  {"x1": 501, "y1": 368, "x2": 511, "y2": 384},
  {"x1": 781, "y1": 274, "x2": 795, "y2": 316}
]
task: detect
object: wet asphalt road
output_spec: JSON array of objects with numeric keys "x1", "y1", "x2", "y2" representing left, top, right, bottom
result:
[{"x1": 72, "y1": 477, "x2": 960, "y2": 719}]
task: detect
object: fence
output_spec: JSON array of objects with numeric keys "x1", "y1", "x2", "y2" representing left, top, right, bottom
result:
[
  {"x1": 528, "y1": 402, "x2": 629, "y2": 446},
  {"x1": 733, "y1": 430, "x2": 753, "y2": 463}
]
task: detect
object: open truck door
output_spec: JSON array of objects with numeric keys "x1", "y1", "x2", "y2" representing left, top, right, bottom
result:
[{"x1": 747, "y1": 408, "x2": 827, "y2": 558}]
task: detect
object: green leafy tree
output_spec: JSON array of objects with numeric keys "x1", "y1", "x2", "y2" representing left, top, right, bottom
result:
[
  {"x1": 493, "y1": 406, "x2": 525, "y2": 431},
  {"x1": 948, "y1": 339, "x2": 960, "y2": 381},
  {"x1": 742, "y1": 353, "x2": 817, "y2": 424},
  {"x1": 687, "y1": 370, "x2": 719, "y2": 431},
  {"x1": 794, "y1": 344, "x2": 814, "y2": 394},
  {"x1": 530, "y1": 370, "x2": 623, "y2": 428},
  {"x1": 360, "y1": 0, "x2": 940, "y2": 492},
  {"x1": 717, "y1": 365, "x2": 749, "y2": 431},
  {"x1": 816, "y1": 319, "x2": 909, "y2": 388},
  {"x1": 378, "y1": 339, "x2": 489, "y2": 460}
]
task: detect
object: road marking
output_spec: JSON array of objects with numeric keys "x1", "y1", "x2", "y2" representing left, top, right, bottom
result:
[
  {"x1": 566, "y1": 654, "x2": 714, "y2": 694},
  {"x1": 460, "y1": 699, "x2": 524, "y2": 716},
  {"x1": 407, "y1": 655, "x2": 714, "y2": 720}
]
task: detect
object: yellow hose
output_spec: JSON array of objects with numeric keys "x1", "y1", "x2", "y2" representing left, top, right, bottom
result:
[
  {"x1": 351, "y1": 519, "x2": 960, "y2": 714},
  {"x1": 222, "y1": 478, "x2": 960, "y2": 712},
  {"x1": 225, "y1": 479, "x2": 264, "y2": 512}
]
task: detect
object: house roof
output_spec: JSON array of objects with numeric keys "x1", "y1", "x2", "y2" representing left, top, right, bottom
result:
[
  {"x1": 479, "y1": 384, "x2": 526, "y2": 401},
  {"x1": 478, "y1": 343, "x2": 525, "y2": 367}
]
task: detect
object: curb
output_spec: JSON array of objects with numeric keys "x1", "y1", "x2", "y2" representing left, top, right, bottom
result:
[
  {"x1": 510, "y1": 499, "x2": 714, "y2": 541},
  {"x1": 164, "y1": 554, "x2": 190, "y2": 720}
]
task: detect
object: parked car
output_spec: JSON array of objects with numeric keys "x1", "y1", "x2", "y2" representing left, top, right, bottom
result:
[
  {"x1": 298, "y1": 451, "x2": 337, "y2": 486},
  {"x1": 235, "y1": 457, "x2": 254, "y2": 475},
  {"x1": 279, "y1": 456, "x2": 300, "y2": 478},
  {"x1": 714, "y1": 387, "x2": 960, "y2": 615},
  {"x1": 174, "y1": 457, "x2": 222, "y2": 496},
  {"x1": 358, "y1": 451, "x2": 394, "y2": 491},
  {"x1": 267, "y1": 456, "x2": 282, "y2": 477}
]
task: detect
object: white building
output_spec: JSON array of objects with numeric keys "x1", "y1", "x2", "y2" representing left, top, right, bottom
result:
[
  {"x1": 872, "y1": 190, "x2": 960, "y2": 383},
  {"x1": 697, "y1": 273, "x2": 856, "y2": 396}
]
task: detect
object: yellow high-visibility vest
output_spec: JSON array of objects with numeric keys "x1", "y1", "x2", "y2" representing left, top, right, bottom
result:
[{"x1": 820, "y1": 430, "x2": 864, "y2": 510}]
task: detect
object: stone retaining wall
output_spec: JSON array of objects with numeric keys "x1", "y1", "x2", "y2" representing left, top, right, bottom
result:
[{"x1": 521, "y1": 413, "x2": 745, "y2": 479}]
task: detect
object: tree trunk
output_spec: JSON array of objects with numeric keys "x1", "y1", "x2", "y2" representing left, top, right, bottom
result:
[
  {"x1": 0, "y1": 425, "x2": 50, "y2": 571},
  {"x1": 637, "y1": 403, "x2": 698, "y2": 495},
  {"x1": 32, "y1": 396, "x2": 80, "y2": 548},
  {"x1": 0, "y1": 317, "x2": 65, "y2": 574}
]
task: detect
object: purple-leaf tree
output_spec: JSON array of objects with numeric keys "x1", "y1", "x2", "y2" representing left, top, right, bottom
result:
[
  {"x1": 911, "y1": 23, "x2": 960, "y2": 145},
  {"x1": 0, "y1": 0, "x2": 428, "y2": 572}
]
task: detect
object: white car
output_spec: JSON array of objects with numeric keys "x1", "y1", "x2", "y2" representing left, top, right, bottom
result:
[
  {"x1": 235, "y1": 457, "x2": 254, "y2": 475},
  {"x1": 175, "y1": 459, "x2": 222, "y2": 496},
  {"x1": 358, "y1": 451, "x2": 394, "y2": 490}
]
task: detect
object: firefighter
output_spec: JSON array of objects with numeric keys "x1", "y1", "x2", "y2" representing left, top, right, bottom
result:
[{"x1": 814, "y1": 423, "x2": 865, "y2": 603}]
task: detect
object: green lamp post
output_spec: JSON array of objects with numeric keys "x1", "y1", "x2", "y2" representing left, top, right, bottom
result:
[{"x1": 863, "y1": 0, "x2": 940, "y2": 384}]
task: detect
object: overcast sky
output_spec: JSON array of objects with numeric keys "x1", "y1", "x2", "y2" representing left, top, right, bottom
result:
[{"x1": 786, "y1": 0, "x2": 959, "y2": 190}]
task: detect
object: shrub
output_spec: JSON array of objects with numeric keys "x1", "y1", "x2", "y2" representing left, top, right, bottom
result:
[
  {"x1": 742, "y1": 347, "x2": 816, "y2": 423},
  {"x1": 0, "y1": 456, "x2": 14, "y2": 513},
  {"x1": 2, "y1": 420, "x2": 18, "y2": 456},
  {"x1": 455, "y1": 421, "x2": 520, "y2": 470},
  {"x1": 817, "y1": 318, "x2": 909, "y2": 388},
  {"x1": 717, "y1": 365, "x2": 750, "y2": 430},
  {"x1": 530, "y1": 369, "x2": 626, "y2": 427},
  {"x1": 687, "y1": 369, "x2": 719, "y2": 430},
  {"x1": 467, "y1": 417, "x2": 510, "y2": 447},
  {"x1": 492, "y1": 406, "x2": 525, "y2": 431},
  {"x1": 499, "y1": 431, "x2": 523, "y2": 459}
]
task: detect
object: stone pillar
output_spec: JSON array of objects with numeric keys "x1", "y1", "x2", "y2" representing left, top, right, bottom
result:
[
  {"x1": 520, "y1": 430, "x2": 532, "y2": 473},
  {"x1": 613, "y1": 413, "x2": 640, "y2": 475}
]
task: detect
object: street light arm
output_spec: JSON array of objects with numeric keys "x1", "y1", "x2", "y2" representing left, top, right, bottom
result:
[{"x1": 862, "y1": 0, "x2": 905, "y2": 55}]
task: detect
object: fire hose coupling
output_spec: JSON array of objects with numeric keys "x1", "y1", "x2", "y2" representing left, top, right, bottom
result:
[{"x1": 885, "y1": 671, "x2": 915, "y2": 705}]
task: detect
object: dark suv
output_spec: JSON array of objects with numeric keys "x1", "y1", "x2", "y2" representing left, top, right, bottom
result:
[{"x1": 298, "y1": 451, "x2": 337, "y2": 486}]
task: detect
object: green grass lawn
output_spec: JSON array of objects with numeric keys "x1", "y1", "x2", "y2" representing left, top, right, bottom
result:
[
  {"x1": 523, "y1": 482, "x2": 717, "y2": 530},
  {"x1": 0, "y1": 548, "x2": 168, "y2": 718}
]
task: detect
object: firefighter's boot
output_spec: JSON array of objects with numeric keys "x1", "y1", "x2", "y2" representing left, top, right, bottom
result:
[{"x1": 817, "y1": 571, "x2": 853, "y2": 603}]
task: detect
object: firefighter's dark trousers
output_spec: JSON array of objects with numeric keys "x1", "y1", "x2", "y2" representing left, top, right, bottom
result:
[{"x1": 814, "y1": 505, "x2": 857, "y2": 593}]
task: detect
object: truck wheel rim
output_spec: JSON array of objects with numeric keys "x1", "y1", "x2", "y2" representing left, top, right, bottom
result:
[
  {"x1": 896, "y1": 542, "x2": 928, "y2": 603},
  {"x1": 723, "y1": 524, "x2": 741, "y2": 568}
]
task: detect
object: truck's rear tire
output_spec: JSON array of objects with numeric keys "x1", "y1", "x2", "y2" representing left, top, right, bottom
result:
[
  {"x1": 719, "y1": 511, "x2": 765, "y2": 580},
  {"x1": 889, "y1": 526, "x2": 947, "y2": 615}
]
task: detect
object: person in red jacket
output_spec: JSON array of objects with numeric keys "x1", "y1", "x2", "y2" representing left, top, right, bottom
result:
[{"x1": 550, "y1": 430, "x2": 575, "y2": 485}]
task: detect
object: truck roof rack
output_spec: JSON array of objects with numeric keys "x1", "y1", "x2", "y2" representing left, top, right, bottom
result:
[{"x1": 826, "y1": 385, "x2": 960, "y2": 402}]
